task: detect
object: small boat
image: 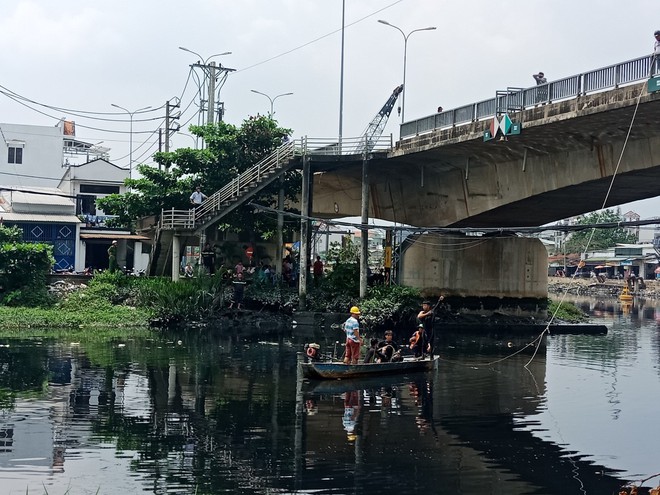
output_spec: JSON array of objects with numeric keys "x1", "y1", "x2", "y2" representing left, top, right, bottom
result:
[{"x1": 299, "y1": 354, "x2": 439, "y2": 380}]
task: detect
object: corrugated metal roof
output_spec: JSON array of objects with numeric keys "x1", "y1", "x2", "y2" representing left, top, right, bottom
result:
[
  {"x1": 0, "y1": 212, "x2": 81, "y2": 223},
  {"x1": 80, "y1": 233, "x2": 151, "y2": 240},
  {"x1": 1, "y1": 188, "x2": 74, "y2": 207}
]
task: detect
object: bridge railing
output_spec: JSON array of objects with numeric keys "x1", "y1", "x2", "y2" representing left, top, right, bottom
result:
[
  {"x1": 297, "y1": 135, "x2": 393, "y2": 155},
  {"x1": 401, "y1": 53, "x2": 655, "y2": 139}
]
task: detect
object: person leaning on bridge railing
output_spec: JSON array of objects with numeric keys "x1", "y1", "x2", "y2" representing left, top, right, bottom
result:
[
  {"x1": 654, "y1": 30, "x2": 660, "y2": 75},
  {"x1": 533, "y1": 72, "x2": 547, "y2": 104}
]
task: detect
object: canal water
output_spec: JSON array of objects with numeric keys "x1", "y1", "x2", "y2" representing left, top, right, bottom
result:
[{"x1": 0, "y1": 296, "x2": 659, "y2": 495}]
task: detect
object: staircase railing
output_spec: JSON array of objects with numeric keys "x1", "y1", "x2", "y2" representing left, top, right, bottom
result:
[
  {"x1": 194, "y1": 139, "x2": 298, "y2": 222},
  {"x1": 160, "y1": 208, "x2": 195, "y2": 229}
]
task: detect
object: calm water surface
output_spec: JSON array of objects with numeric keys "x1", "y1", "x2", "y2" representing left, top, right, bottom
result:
[{"x1": 0, "y1": 296, "x2": 659, "y2": 495}]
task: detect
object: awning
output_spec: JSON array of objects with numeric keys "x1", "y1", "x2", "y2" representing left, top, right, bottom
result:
[{"x1": 80, "y1": 233, "x2": 151, "y2": 240}]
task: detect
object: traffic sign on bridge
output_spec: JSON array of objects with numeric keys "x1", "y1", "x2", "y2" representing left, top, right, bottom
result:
[{"x1": 483, "y1": 114, "x2": 521, "y2": 141}]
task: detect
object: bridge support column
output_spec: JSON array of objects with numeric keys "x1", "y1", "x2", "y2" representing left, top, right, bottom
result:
[
  {"x1": 400, "y1": 234, "x2": 548, "y2": 317},
  {"x1": 276, "y1": 185, "x2": 284, "y2": 280},
  {"x1": 359, "y1": 155, "x2": 369, "y2": 299},
  {"x1": 171, "y1": 234, "x2": 181, "y2": 282},
  {"x1": 298, "y1": 156, "x2": 310, "y2": 309}
]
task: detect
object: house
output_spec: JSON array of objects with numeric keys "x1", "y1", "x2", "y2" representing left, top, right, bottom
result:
[
  {"x1": 0, "y1": 122, "x2": 149, "y2": 273},
  {"x1": 0, "y1": 187, "x2": 80, "y2": 270}
]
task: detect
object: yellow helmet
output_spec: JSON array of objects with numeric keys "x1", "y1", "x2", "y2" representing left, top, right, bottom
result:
[{"x1": 350, "y1": 306, "x2": 361, "y2": 315}]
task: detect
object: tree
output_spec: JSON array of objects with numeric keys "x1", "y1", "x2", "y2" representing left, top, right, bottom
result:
[
  {"x1": 97, "y1": 116, "x2": 299, "y2": 238},
  {"x1": 563, "y1": 209, "x2": 638, "y2": 253}
]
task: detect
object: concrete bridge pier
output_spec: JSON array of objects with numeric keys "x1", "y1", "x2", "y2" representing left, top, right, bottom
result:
[{"x1": 400, "y1": 234, "x2": 549, "y2": 318}]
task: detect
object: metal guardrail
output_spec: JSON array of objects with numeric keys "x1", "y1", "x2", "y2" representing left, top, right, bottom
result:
[
  {"x1": 401, "y1": 54, "x2": 655, "y2": 139},
  {"x1": 297, "y1": 135, "x2": 393, "y2": 155},
  {"x1": 160, "y1": 208, "x2": 194, "y2": 229}
]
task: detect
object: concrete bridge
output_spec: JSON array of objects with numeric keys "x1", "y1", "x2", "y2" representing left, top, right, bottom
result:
[
  {"x1": 305, "y1": 54, "x2": 660, "y2": 311},
  {"x1": 311, "y1": 54, "x2": 660, "y2": 228},
  {"x1": 157, "y1": 54, "x2": 660, "y2": 313}
]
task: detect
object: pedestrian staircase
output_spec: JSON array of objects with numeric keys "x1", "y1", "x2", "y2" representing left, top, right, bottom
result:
[
  {"x1": 193, "y1": 139, "x2": 299, "y2": 233},
  {"x1": 149, "y1": 135, "x2": 394, "y2": 278}
]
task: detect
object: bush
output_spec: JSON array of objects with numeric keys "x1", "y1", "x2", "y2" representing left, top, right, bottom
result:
[{"x1": 0, "y1": 227, "x2": 55, "y2": 307}]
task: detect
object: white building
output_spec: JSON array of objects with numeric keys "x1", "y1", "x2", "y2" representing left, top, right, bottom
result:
[{"x1": 0, "y1": 122, "x2": 148, "y2": 273}]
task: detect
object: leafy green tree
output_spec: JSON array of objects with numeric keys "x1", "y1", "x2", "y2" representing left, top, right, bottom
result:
[
  {"x1": 563, "y1": 209, "x2": 638, "y2": 253},
  {"x1": 97, "y1": 116, "x2": 299, "y2": 239}
]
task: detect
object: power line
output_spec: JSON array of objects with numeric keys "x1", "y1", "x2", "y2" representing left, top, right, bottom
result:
[{"x1": 235, "y1": 0, "x2": 404, "y2": 73}]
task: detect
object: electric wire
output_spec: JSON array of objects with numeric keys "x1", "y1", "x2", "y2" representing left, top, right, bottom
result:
[{"x1": 235, "y1": 0, "x2": 404, "y2": 74}]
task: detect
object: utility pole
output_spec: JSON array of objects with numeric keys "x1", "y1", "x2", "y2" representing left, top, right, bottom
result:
[
  {"x1": 207, "y1": 62, "x2": 216, "y2": 125},
  {"x1": 179, "y1": 47, "x2": 233, "y2": 127},
  {"x1": 165, "y1": 99, "x2": 180, "y2": 154}
]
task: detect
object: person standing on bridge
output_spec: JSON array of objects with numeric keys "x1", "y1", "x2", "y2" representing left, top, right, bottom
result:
[
  {"x1": 190, "y1": 186, "x2": 207, "y2": 208},
  {"x1": 653, "y1": 30, "x2": 660, "y2": 75},
  {"x1": 533, "y1": 72, "x2": 547, "y2": 104}
]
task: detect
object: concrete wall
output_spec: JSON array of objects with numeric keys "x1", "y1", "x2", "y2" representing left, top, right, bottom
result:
[
  {"x1": 401, "y1": 234, "x2": 548, "y2": 315},
  {"x1": 0, "y1": 123, "x2": 64, "y2": 187}
]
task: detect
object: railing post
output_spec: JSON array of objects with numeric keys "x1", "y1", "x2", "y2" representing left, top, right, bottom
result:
[
  {"x1": 614, "y1": 64, "x2": 620, "y2": 88},
  {"x1": 577, "y1": 73, "x2": 583, "y2": 96}
]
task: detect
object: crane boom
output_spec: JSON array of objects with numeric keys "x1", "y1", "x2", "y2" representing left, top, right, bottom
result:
[{"x1": 356, "y1": 84, "x2": 404, "y2": 154}]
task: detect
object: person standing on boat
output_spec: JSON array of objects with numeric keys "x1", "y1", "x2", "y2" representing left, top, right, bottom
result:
[
  {"x1": 343, "y1": 306, "x2": 363, "y2": 364},
  {"x1": 418, "y1": 297, "x2": 443, "y2": 359}
]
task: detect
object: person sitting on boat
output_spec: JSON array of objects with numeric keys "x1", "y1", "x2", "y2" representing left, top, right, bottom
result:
[
  {"x1": 343, "y1": 306, "x2": 363, "y2": 365},
  {"x1": 409, "y1": 323, "x2": 425, "y2": 358},
  {"x1": 363, "y1": 338, "x2": 380, "y2": 364},
  {"x1": 375, "y1": 330, "x2": 400, "y2": 363}
]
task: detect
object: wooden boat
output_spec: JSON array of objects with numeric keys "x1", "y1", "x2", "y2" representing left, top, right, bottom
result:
[{"x1": 299, "y1": 355, "x2": 439, "y2": 380}]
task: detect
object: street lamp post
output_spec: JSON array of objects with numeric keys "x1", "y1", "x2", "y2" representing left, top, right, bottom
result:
[
  {"x1": 378, "y1": 20, "x2": 436, "y2": 124},
  {"x1": 250, "y1": 90, "x2": 294, "y2": 117},
  {"x1": 111, "y1": 103, "x2": 152, "y2": 181}
]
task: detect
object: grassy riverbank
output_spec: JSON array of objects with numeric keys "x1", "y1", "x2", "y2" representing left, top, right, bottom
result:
[
  {"x1": 0, "y1": 304, "x2": 150, "y2": 328},
  {"x1": 0, "y1": 273, "x2": 597, "y2": 329}
]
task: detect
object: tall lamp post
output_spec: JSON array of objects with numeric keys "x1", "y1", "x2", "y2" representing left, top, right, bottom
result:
[
  {"x1": 378, "y1": 20, "x2": 436, "y2": 124},
  {"x1": 111, "y1": 103, "x2": 152, "y2": 181},
  {"x1": 250, "y1": 90, "x2": 294, "y2": 117}
]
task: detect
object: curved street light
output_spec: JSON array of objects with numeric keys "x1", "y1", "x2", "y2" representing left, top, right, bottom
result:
[
  {"x1": 178, "y1": 46, "x2": 232, "y2": 65},
  {"x1": 378, "y1": 20, "x2": 436, "y2": 124},
  {"x1": 250, "y1": 89, "x2": 294, "y2": 116},
  {"x1": 111, "y1": 103, "x2": 152, "y2": 181}
]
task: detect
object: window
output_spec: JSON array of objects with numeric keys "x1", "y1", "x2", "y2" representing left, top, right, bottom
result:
[
  {"x1": 8, "y1": 146, "x2": 23, "y2": 164},
  {"x1": 80, "y1": 184, "x2": 120, "y2": 194}
]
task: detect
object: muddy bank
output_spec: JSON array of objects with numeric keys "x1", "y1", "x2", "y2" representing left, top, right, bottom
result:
[{"x1": 547, "y1": 276, "x2": 660, "y2": 298}]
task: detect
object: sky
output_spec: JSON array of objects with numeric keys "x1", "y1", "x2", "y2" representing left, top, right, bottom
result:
[{"x1": 1, "y1": 0, "x2": 659, "y2": 217}]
